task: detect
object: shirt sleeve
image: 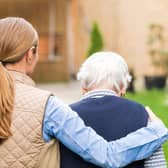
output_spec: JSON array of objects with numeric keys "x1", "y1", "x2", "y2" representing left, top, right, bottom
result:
[{"x1": 43, "y1": 96, "x2": 168, "y2": 168}]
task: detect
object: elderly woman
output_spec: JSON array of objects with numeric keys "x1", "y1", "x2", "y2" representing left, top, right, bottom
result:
[
  {"x1": 60, "y1": 52, "x2": 167, "y2": 168},
  {"x1": 0, "y1": 17, "x2": 167, "y2": 168}
]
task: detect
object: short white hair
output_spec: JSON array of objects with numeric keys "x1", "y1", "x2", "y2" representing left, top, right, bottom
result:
[{"x1": 77, "y1": 51, "x2": 132, "y2": 93}]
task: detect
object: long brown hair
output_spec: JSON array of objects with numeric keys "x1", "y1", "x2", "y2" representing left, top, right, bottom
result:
[
  {"x1": 0, "y1": 17, "x2": 38, "y2": 140},
  {"x1": 0, "y1": 63, "x2": 14, "y2": 139}
]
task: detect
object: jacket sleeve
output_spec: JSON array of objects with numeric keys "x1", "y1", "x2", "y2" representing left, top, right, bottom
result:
[{"x1": 43, "y1": 96, "x2": 168, "y2": 168}]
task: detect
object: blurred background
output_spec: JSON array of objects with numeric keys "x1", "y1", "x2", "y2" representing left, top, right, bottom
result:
[
  {"x1": 0, "y1": 0, "x2": 168, "y2": 165},
  {"x1": 1, "y1": 0, "x2": 168, "y2": 86}
]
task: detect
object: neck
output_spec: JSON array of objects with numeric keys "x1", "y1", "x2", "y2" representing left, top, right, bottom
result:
[
  {"x1": 82, "y1": 85, "x2": 125, "y2": 97},
  {"x1": 83, "y1": 87, "x2": 120, "y2": 96},
  {"x1": 5, "y1": 63, "x2": 26, "y2": 74}
]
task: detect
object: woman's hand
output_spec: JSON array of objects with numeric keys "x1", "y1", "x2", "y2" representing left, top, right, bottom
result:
[{"x1": 145, "y1": 106, "x2": 162, "y2": 123}]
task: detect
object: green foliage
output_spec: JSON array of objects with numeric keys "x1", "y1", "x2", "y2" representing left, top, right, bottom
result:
[
  {"x1": 87, "y1": 22, "x2": 104, "y2": 57},
  {"x1": 126, "y1": 89, "x2": 168, "y2": 165},
  {"x1": 148, "y1": 23, "x2": 163, "y2": 45},
  {"x1": 147, "y1": 23, "x2": 168, "y2": 73}
]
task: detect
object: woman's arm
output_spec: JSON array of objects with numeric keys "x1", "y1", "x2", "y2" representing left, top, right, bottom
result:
[{"x1": 43, "y1": 96, "x2": 168, "y2": 168}]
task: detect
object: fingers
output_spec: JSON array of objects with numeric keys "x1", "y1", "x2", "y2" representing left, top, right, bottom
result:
[{"x1": 145, "y1": 106, "x2": 161, "y2": 122}]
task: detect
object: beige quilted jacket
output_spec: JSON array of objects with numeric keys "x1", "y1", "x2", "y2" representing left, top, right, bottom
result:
[{"x1": 0, "y1": 71, "x2": 60, "y2": 168}]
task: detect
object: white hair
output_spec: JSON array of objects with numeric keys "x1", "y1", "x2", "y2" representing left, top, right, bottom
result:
[{"x1": 77, "y1": 51, "x2": 132, "y2": 93}]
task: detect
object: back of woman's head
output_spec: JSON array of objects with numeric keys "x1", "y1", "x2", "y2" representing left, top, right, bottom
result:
[
  {"x1": 77, "y1": 51, "x2": 132, "y2": 93},
  {"x1": 0, "y1": 17, "x2": 38, "y2": 63},
  {"x1": 0, "y1": 17, "x2": 38, "y2": 140}
]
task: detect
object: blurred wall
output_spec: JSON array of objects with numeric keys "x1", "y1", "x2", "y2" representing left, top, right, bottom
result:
[
  {"x1": 0, "y1": 0, "x2": 69, "y2": 82},
  {"x1": 71, "y1": 0, "x2": 119, "y2": 73},
  {"x1": 117, "y1": 0, "x2": 168, "y2": 77},
  {"x1": 1, "y1": 0, "x2": 168, "y2": 83},
  {"x1": 72, "y1": 0, "x2": 168, "y2": 85}
]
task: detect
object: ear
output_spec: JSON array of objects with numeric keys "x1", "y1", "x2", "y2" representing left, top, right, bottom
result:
[
  {"x1": 119, "y1": 87, "x2": 126, "y2": 97},
  {"x1": 25, "y1": 48, "x2": 34, "y2": 65},
  {"x1": 82, "y1": 87, "x2": 89, "y2": 95}
]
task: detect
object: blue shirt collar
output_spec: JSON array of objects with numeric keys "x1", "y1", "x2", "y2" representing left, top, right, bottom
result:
[{"x1": 81, "y1": 89, "x2": 118, "y2": 100}]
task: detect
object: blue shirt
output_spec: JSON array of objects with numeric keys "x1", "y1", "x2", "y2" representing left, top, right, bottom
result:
[{"x1": 43, "y1": 96, "x2": 168, "y2": 168}]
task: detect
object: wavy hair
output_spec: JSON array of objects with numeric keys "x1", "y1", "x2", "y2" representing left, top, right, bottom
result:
[
  {"x1": 0, "y1": 63, "x2": 14, "y2": 139},
  {"x1": 77, "y1": 52, "x2": 132, "y2": 93}
]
